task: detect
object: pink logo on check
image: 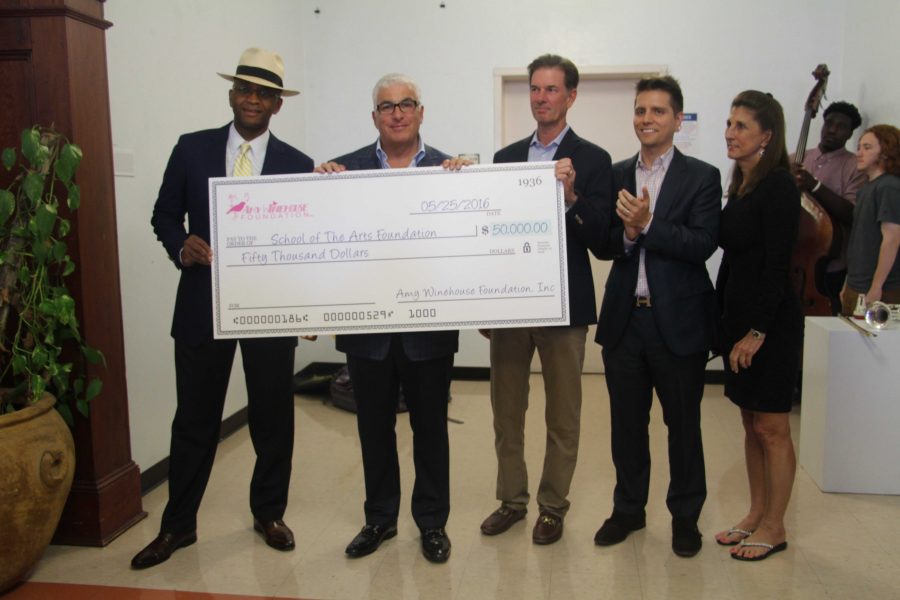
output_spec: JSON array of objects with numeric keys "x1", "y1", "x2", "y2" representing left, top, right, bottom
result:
[{"x1": 225, "y1": 193, "x2": 311, "y2": 221}]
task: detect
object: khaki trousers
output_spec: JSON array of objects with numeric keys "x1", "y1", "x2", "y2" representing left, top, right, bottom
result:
[{"x1": 489, "y1": 325, "x2": 588, "y2": 517}]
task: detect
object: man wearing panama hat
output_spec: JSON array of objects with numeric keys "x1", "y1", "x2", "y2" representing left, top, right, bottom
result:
[{"x1": 134, "y1": 48, "x2": 313, "y2": 569}]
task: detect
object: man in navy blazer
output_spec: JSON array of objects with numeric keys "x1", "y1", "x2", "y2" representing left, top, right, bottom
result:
[
  {"x1": 480, "y1": 54, "x2": 612, "y2": 545},
  {"x1": 316, "y1": 73, "x2": 467, "y2": 564},
  {"x1": 592, "y1": 76, "x2": 720, "y2": 558},
  {"x1": 134, "y1": 48, "x2": 313, "y2": 569}
]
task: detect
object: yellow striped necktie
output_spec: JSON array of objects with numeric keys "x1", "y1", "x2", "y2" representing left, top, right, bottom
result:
[{"x1": 233, "y1": 142, "x2": 253, "y2": 177}]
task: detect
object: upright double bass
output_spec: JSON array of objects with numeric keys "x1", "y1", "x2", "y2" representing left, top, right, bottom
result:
[{"x1": 791, "y1": 64, "x2": 840, "y2": 316}]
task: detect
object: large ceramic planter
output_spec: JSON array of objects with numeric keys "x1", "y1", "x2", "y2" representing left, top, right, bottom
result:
[{"x1": 0, "y1": 394, "x2": 75, "y2": 593}]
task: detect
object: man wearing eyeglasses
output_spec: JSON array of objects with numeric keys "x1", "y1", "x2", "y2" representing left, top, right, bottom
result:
[
  {"x1": 316, "y1": 73, "x2": 468, "y2": 564},
  {"x1": 135, "y1": 48, "x2": 313, "y2": 569}
]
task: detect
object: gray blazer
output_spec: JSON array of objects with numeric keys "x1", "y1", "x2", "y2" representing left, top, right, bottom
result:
[{"x1": 332, "y1": 141, "x2": 460, "y2": 361}]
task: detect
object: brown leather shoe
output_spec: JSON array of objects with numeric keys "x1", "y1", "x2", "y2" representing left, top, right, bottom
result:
[
  {"x1": 480, "y1": 505, "x2": 527, "y2": 536},
  {"x1": 532, "y1": 512, "x2": 563, "y2": 545},
  {"x1": 131, "y1": 531, "x2": 197, "y2": 569},
  {"x1": 253, "y1": 518, "x2": 295, "y2": 551}
]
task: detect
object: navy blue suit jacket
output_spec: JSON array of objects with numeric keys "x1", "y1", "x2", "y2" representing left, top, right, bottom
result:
[
  {"x1": 595, "y1": 148, "x2": 721, "y2": 356},
  {"x1": 493, "y1": 128, "x2": 613, "y2": 326},
  {"x1": 151, "y1": 124, "x2": 314, "y2": 345},
  {"x1": 332, "y1": 141, "x2": 460, "y2": 361}
]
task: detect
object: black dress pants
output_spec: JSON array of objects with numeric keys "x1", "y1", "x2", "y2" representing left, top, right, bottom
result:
[
  {"x1": 161, "y1": 336, "x2": 296, "y2": 534},
  {"x1": 346, "y1": 338, "x2": 452, "y2": 530},
  {"x1": 601, "y1": 308, "x2": 707, "y2": 521}
]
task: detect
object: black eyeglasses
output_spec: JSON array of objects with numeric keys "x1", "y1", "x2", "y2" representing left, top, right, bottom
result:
[
  {"x1": 375, "y1": 99, "x2": 419, "y2": 114},
  {"x1": 232, "y1": 83, "x2": 281, "y2": 100}
]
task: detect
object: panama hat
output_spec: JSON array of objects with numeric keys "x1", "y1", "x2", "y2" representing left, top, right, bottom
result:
[{"x1": 217, "y1": 47, "x2": 299, "y2": 97}]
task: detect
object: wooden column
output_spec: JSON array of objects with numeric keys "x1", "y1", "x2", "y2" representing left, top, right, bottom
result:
[{"x1": 0, "y1": 0, "x2": 145, "y2": 545}]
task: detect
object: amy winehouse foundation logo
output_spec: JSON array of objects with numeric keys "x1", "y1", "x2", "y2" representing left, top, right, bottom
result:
[{"x1": 225, "y1": 193, "x2": 312, "y2": 220}]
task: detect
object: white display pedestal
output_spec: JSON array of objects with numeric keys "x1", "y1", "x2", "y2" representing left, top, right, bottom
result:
[{"x1": 800, "y1": 317, "x2": 900, "y2": 494}]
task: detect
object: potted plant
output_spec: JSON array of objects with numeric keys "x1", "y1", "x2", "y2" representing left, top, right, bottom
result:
[{"x1": 0, "y1": 126, "x2": 103, "y2": 592}]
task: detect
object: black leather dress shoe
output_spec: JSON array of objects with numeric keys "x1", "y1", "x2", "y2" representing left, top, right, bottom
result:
[
  {"x1": 594, "y1": 511, "x2": 646, "y2": 546},
  {"x1": 421, "y1": 528, "x2": 451, "y2": 563},
  {"x1": 345, "y1": 523, "x2": 398, "y2": 558},
  {"x1": 254, "y1": 518, "x2": 295, "y2": 551},
  {"x1": 672, "y1": 518, "x2": 702, "y2": 557},
  {"x1": 131, "y1": 531, "x2": 197, "y2": 569}
]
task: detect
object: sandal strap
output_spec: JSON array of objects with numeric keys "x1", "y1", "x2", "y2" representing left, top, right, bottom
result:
[
  {"x1": 728, "y1": 528, "x2": 754, "y2": 537},
  {"x1": 739, "y1": 541, "x2": 774, "y2": 550}
]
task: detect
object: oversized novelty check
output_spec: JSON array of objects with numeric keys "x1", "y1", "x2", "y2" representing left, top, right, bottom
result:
[{"x1": 208, "y1": 162, "x2": 569, "y2": 338}]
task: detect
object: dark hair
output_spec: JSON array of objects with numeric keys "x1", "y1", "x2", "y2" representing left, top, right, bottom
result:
[
  {"x1": 863, "y1": 124, "x2": 900, "y2": 177},
  {"x1": 527, "y1": 54, "x2": 579, "y2": 90},
  {"x1": 823, "y1": 101, "x2": 862, "y2": 130},
  {"x1": 635, "y1": 76, "x2": 683, "y2": 114},
  {"x1": 728, "y1": 90, "x2": 790, "y2": 197}
]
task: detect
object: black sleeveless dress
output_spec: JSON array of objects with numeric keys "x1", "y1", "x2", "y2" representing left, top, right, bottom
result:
[{"x1": 716, "y1": 168, "x2": 803, "y2": 413}]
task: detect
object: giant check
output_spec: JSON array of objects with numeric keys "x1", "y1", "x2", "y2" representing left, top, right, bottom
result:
[{"x1": 208, "y1": 162, "x2": 570, "y2": 338}]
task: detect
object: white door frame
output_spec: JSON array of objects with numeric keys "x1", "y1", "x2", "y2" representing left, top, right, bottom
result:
[{"x1": 493, "y1": 64, "x2": 669, "y2": 150}]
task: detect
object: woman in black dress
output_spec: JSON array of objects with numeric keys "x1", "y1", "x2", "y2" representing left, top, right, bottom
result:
[{"x1": 714, "y1": 91, "x2": 802, "y2": 561}]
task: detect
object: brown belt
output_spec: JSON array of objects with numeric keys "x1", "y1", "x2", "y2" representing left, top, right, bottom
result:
[{"x1": 635, "y1": 296, "x2": 652, "y2": 308}]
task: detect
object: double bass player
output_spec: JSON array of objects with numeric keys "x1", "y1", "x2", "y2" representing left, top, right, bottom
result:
[{"x1": 792, "y1": 101, "x2": 867, "y2": 314}]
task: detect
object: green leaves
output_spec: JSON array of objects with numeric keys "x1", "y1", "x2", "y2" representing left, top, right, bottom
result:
[
  {"x1": 30, "y1": 373, "x2": 46, "y2": 398},
  {"x1": 36, "y1": 292, "x2": 76, "y2": 325},
  {"x1": 55, "y1": 144, "x2": 82, "y2": 183},
  {"x1": 21, "y1": 128, "x2": 42, "y2": 165},
  {"x1": 68, "y1": 377, "x2": 101, "y2": 418},
  {"x1": 11, "y1": 353, "x2": 27, "y2": 374},
  {"x1": 31, "y1": 345, "x2": 49, "y2": 369},
  {"x1": 0, "y1": 190, "x2": 14, "y2": 225},
  {"x1": 85, "y1": 378, "x2": 102, "y2": 402},
  {"x1": 2, "y1": 148, "x2": 14, "y2": 171},
  {"x1": 51, "y1": 240, "x2": 67, "y2": 261},
  {"x1": 1, "y1": 127, "x2": 101, "y2": 423},
  {"x1": 33, "y1": 202, "x2": 58, "y2": 241},
  {"x1": 82, "y1": 345, "x2": 105, "y2": 365},
  {"x1": 66, "y1": 183, "x2": 80, "y2": 210},
  {"x1": 23, "y1": 172, "x2": 45, "y2": 206},
  {"x1": 61, "y1": 257, "x2": 75, "y2": 277}
]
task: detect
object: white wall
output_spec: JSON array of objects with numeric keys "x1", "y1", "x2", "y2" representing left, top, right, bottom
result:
[
  {"x1": 301, "y1": 0, "x2": 849, "y2": 175},
  {"x1": 843, "y1": 0, "x2": 900, "y2": 127},
  {"x1": 107, "y1": 0, "x2": 884, "y2": 471},
  {"x1": 105, "y1": 0, "x2": 309, "y2": 470}
]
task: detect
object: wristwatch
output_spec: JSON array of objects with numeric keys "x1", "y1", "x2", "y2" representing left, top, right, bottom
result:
[{"x1": 749, "y1": 328, "x2": 764, "y2": 339}]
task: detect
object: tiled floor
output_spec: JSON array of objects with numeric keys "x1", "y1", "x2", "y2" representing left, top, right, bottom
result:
[
  {"x1": 3, "y1": 582, "x2": 299, "y2": 599},
  {"x1": 8, "y1": 376, "x2": 900, "y2": 599}
]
